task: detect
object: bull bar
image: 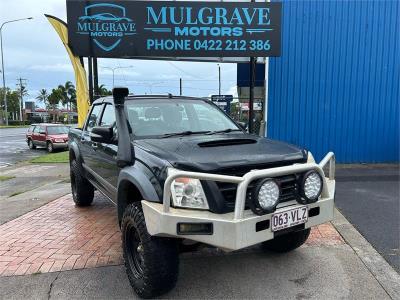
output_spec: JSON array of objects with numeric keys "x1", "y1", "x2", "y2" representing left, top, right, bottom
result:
[{"x1": 142, "y1": 152, "x2": 336, "y2": 250}]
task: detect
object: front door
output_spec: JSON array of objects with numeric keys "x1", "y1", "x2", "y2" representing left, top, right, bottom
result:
[
  {"x1": 80, "y1": 104, "x2": 104, "y2": 184},
  {"x1": 93, "y1": 103, "x2": 119, "y2": 201}
]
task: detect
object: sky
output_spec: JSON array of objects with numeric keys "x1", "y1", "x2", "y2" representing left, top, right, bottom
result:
[{"x1": 0, "y1": 0, "x2": 241, "y2": 106}]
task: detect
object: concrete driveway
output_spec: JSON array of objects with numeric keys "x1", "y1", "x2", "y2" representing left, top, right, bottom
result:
[{"x1": 0, "y1": 194, "x2": 399, "y2": 299}]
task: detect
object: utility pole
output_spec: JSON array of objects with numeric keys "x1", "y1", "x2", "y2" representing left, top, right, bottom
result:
[
  {"x1": 102, "y1": 66, "x2": 134, "y2": 90},
  {"x1": 1, "y1": 17, "x2": 33, "y2": 125},
  {"x1": 249, "y1": 57, "x2": 256, "y2": 134},
  {"x1": 88, "y1": 57, "x2": 94, "y2": 104},
  {"x1": 93, "y1": 57, "x2": 99, "y2": 100},
  {"x1": 179, "y1": 78, "x2": 182, "y2": 96},
  {"x1": 16, "y1": 77, "x2": 27, "y2": 121},
  {"x1": 248, "y1": 0, "x2": 256, "y2": 134}
]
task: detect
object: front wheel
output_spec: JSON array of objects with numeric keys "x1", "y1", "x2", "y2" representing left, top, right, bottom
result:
[
  {"x1": 70, "y1": 159, "x2": 94, "y2": 207},
  {"x1": 47, "y1": 141, "x2": 54, "y2": 153},
  {"x1": 261, "y1": 228, "x2": 311, "y2": 253},
  {"x1": 121, "y1": 203, "x2": 179, "y2": 299},
  {"x1": 28, "y1": 139, "x2": 36, "y2": 150}
]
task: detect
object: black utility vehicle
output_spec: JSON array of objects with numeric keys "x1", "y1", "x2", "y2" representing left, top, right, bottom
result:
[{"x1": 69, "y1": 88, "x2": 335, "y2": 298}]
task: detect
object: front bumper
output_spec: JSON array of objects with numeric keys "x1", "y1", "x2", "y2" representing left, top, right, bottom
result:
[
  {"x1": 52, "y1": 142, "x2": 68, "y2": 149},
  {"x1": 142, "y1": 152, "x2": 336, "y2": 251}
]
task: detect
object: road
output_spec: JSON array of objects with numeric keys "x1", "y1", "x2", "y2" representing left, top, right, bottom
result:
[
  {"x1": 335, "y1": 165, "x2": 400, "y2": 273},
  {"x1": 0, "y1": 128, "x2": 47, "y2": 167}
]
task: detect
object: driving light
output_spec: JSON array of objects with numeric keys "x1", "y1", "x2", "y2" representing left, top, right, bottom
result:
[
  {"x1": 300, "y1": 171, "x2": 323, "y2": 203},
  {"x1": 251, "y1": 179, "x2": 280, "y2": 215},
  {"x1": 171, "y1": 178, "x2": 209, "y2": 210}
]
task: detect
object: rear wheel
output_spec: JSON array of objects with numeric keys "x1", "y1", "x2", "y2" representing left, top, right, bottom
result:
[
  {"x1": 261, "y1": 228, "x2": 311, "y2": 253},
  {"x1": 122, "y1": 203, "x2": 179, "y2": 298},
  {"x1": 70, "y1": 159, "x2": 94, "y2": 207},
  {"x1": 28, "y1": 139, "x2": 36, "y2": 150},
  {"x1": 47, "y1": 141, "x2": 54, "y2": 153}
]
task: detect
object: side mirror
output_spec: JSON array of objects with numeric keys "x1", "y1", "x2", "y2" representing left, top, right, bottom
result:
[{"x1": 90, "y1": 126, "x2": 114, "y2": 144}]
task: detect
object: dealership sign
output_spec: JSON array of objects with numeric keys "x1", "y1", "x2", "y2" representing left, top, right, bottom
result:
[{"x1": 66, "y1": 0, "x2": 281, "y2": 58}]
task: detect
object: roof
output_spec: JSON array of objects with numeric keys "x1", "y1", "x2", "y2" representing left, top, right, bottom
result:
[
  {"x1": 92, "y1": 94, "x2": 210, "y2": 105},
  {"x1": 31, "y1": 123, "x2": 68, "y2": 127}
]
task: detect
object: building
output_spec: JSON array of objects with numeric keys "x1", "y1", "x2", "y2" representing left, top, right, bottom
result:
[{"x1": 266, "y1": 0, "x2": 399, "y2": 163}]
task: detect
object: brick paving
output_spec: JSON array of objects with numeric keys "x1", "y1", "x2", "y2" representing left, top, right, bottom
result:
[
  {"x1": 0, "y1": 194, "x2": 122, "y2": 277},
  {"x1": 0, "y1": 194, "x2": 343, "y2": 277}
]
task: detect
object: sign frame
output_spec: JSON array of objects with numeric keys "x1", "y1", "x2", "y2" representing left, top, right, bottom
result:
[{"x1": 66, "y1": 0, "x2": 282, "y2": 62}]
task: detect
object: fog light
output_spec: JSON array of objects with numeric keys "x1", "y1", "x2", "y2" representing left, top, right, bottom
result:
[
  {"x1": 251, "y1": 179, "x2": 281, "y2": 215},
  {"x1": 300, "y1": 171, "x2": 323, "y2": 204},
  {"x1": 177, "y1": 223, "x2": 213, "y2": 235}
]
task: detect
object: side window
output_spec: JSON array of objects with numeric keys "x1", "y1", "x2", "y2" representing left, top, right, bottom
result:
[
  {"x1": 33, "y1": 126, "x2": 39, "y2": 133},
  {"x1": 85, "y1": 104, "x2": 103, "y2": 132},
  {"x1": 100, "y1": 104, "x2": 116, "y2": 127},
  {"x1": 39, "y1": 126, "x2": 46, "y2": 134}
]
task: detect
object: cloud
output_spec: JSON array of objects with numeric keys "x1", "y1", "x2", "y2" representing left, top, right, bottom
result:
[
  {"x1": 1, "y1": 0, "x2": 239, "y2": 97},
  {"x1": 29, "y1": 63, "x2": 73, "y2": 72}
]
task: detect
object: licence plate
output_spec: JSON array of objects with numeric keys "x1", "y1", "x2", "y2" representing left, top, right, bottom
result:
[{"x1": 271, "y1": 206, "x2": 308, "y2": 232}]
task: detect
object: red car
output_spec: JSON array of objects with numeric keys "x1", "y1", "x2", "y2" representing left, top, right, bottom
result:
[{"x1": 26, "y1": 124, "x2": 69, "y2": 153}]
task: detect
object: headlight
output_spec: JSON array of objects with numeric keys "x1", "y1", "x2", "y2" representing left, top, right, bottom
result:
[
  {"x1": 251, "y1": 179, "x2": 280, "y2": 215},
  {"x1": 54, "y1": 139, "x2": 64, "y2": 143},
  {"x1": 300, "y1": 171, "x2": 323, "y2": 203},
  {"x1": 171, "y1": 178, "x2": 209, "y2": 210}
]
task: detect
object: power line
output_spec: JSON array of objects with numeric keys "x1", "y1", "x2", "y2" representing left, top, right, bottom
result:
[{"x1": 166, "y1": 61, "x2": 218, "y2": 80}]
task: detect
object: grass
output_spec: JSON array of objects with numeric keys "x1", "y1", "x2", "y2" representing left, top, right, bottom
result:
[
  {"x1": 0, "y1": 175, "x2": 15, "y2": 182},
  {"x1": 0, "y1": 125, "x2": 29, "y2": 129},
  {"x1": 30, "y1": 151, "x2": 69, "y2": 164}
]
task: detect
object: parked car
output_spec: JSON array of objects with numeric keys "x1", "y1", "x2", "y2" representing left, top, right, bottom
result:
[
  {"x1": 69, "y1": 88, "x2": 336, "y2": 298},
  {"x1": 26, "y1": 124, "x2": 69, "y2": 152}
]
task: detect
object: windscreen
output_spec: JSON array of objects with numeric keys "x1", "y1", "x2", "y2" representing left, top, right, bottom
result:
[
  {"x1": 125, "y1": 98, "x2": 239, "y2": 137},
  {"x1": 47, "y1": 126, "x2": 69, "y2": 135}
]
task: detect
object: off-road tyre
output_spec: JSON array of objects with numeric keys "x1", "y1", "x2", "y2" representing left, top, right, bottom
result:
[
  {"x1": 121, "y1": 203, "x2": 179, "y2": 299},
  {"x1": 261, "y1": 228, "x2": 311, "y2": 253},
  {"x1": 28, "y1": 139, "x2": 36, "y2": 149},
  {"x1": 47, "y1": 141, "x2": 54, "y2": 153},
  {"x1": 70, "y1": 159, "x2": 94, "y2": 207}
]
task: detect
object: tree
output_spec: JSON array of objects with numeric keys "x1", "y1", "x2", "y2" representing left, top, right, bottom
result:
[
  {"x1": 58, "y1": 81, "x2": 76, "y2": 110},
  {"x1": 69, "y1": 88, "x2": 77, "y2": 111},
  {"x1": 0, "y1": 87, "x2": 21, "y2": 120},
  {"x1": 98, "y1": 84, "x2": 112, "y2": 96},
  {"x1": 36, "y1": 89, "x2": 49, "y2": 109},
  {"x1": 48, "y1": 88, "x2": 63, "y2": 122}
]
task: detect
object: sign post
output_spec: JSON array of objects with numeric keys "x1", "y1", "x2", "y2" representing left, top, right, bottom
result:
[
  {"x1": 56, "y1": 0, "x2": 282, "y2": 127},
  {"x1": 211, "y1": 95, "x2": 233, "y2": 114}
]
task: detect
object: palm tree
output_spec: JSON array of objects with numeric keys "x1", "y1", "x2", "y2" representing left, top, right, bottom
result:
[
  {"x1": 36, "y1": 89, "x2": 49, "y2": 109},
  {"x1": 58, "y1": 81, "x2": 75, "y2": 110},
  {"x1": 98, "y1": 84, "x2": 112, "y2": 96},
  {"x1": 69, "y1": 88, "x2": 77, "y2": 111},
  {"x1": 48, "y1": 88, "x2": 63, "y2": 122}
]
